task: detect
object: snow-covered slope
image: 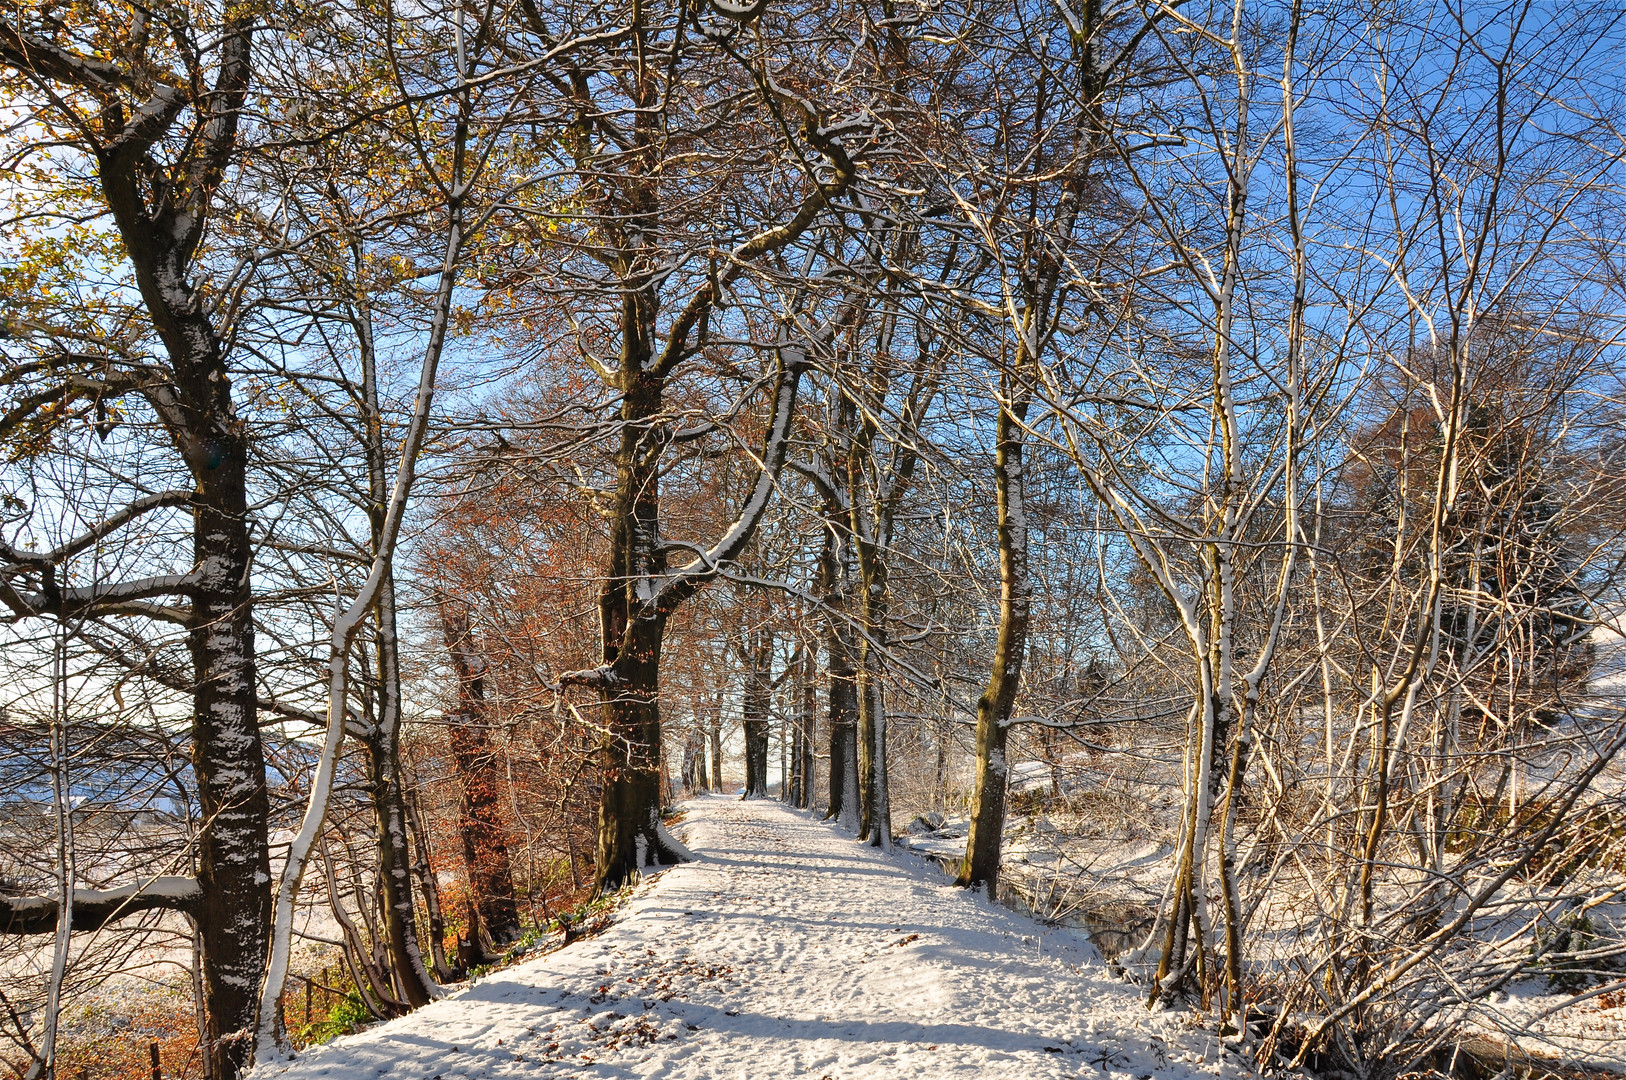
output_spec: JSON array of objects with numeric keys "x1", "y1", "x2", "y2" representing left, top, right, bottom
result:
[{"x1": 255, "y1": 794, "x2": 1235, "y2": 1079}]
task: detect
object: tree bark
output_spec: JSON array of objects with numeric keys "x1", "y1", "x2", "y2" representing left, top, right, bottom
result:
[
  {"x1": 742, "y1": 628, "x2": 773, "y2": 798},
  {"x1": 592, "y1": 613, "x2": 686, "y2": 890},
  {"x1": 856, "y1": 651, "x2": 892, "y2": 850},
  {"x1": 958, "y1": 377, "x2": 1032, "y2": 893},
  {"x1": 792, "y1": 645, "x2": 816, "y2": 807},
  {"x1": 575, "y1": 342, "x2": 811, "y2": 891},
  {"x1": 404, "y1": 782, "x2": 455, "y2": 982},
  {"x1": 364, "y1": 578, "x2": 434, "y2": 1006},
  {"x1": 189, "y1": 433, "x2": 272, "y2": 1077},
  {"x1": 440, "y1": 608, "x2": 522, "y2": 946},
  {"x1": 682, "y1": 730, "x2": 706, "y2": 793},
  {"x1": 0, "y1": 878, "x2": 200, "y2": 935},
  {"x1": 819, "y1": 504, "x2": 861, "y2": 831},
  {"x1": 709, "y1": 721, "x2": 725, "y2": 792},
  {"x1": 840, "y1": 343, "x2": 931, "y2": 851},
  {"x1": 348, "y1": 292, "x2": 436, "y2": 1005},
  {"x1": 106, "y1": 28, "x2": 275, "y2": 1067},
  {"x1": 587, "y1": 359, "x2": 688, "y2": 889},
  {"x1": 801, "y1": 662, "x2": 817, "y2": 807},
  {"x1": 850, "y1": 469, "x2": 893, "y2": 850}
]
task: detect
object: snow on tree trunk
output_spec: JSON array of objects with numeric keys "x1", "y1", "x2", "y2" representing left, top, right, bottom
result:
[
  {"x1": 588, "y1": 360, "x2": 685, "y2": 890},
  {"x1": 860, "y1": 669, "x2": 892, "y2": 851},
  {"x1": 851, "y1": 507, "x2": 893, "y2": 850},
  {"x1": 257, "y1": 200, "x2": 467, "y2": 1061},
  {"x1": 357, "y1": 291, "x2": 438, "y2": 1008},
  {"x1": 825, "y1": 632, "x2": 860, "y2": 831},
  {"x1": 792, "y1": 646, "x2": 816, "y2": 808},
  {"x1": 190, "y1": 434, "x2": 273, "y2": 1079},
  {"x1": 682, "y1": 732, "x2": 704, "y2": 793},
  {"x1": 82, "y1": 20, "x2": 274, "y2": 1071}
]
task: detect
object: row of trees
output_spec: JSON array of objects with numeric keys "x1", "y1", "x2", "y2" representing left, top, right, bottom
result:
[{"x1": 3, "y1": 0, "x2": 1626, "y2": 1078}]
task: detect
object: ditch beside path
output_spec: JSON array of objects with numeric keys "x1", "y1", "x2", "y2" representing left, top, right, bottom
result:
[{"x1": 258, "y1": 795, "x2": 1230, "y2": 1080}]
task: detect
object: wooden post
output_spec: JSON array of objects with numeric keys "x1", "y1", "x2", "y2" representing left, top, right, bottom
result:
[
  {"x1": 149, "y1": 1039, "x2": 161, "y2": 1080},
  {"x1": 305, "y1": 974, "x2": 313, "y2": 1027}
]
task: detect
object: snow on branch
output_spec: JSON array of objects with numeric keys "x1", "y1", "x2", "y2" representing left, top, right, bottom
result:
[
  {"x1": 653, "y1": 341, "x2": 809, "y2": 613},
  {"x1": 257, "y1": 167, "x2": 475, "y2": 1062},
  {"x1": 0, "y1": 877, "x2": 200, "y2": 935},
  {"x1": 707, "y1": 0, "x2": 770, "y2": 22},
  {"x1": 0, "y1": 572, "x2": 200, "y2": 621},
  {"x1": 555, "y1": 664, "x2": 624, "y2": 690},
  {"x1": 0, "y1": 490, "x2": 197, "y2": 620}
]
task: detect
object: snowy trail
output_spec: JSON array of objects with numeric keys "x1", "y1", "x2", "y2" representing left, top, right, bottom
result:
[{"x1": 263, "y1": 795, "x2": 1231, "y2": 1079}]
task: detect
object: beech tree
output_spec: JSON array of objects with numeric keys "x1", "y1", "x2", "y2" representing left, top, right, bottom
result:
[
  {"x1": 439, "y1": 606, "x2": 523, "y2": 951},
  {"x1": 739, "y1": 605, "x2": 775, "y2": 798},
  {"x1": 0, "y1": 7, "x2": 271, "y2": 1074},
  {"x1": 502, "y1": 0, "x2": 871, "y2": 890}
]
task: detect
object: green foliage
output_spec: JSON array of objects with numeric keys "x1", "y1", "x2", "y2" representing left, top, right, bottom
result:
[
  {"x1": 298, "y1": 991, "x2": 373, "y2": 1045},
  {"x1": 508, "y1": 925, "x2": 547, "y2": 952}
]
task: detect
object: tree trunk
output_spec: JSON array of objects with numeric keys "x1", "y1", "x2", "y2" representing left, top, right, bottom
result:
[
  {"x1": 440, "y1": 608, "x2": 522, "y2": 947},
  {"x1": 935, "y1": 720, "x2": 950, "y2": 813},
  {"x1": 787, "y1": 681, "x2": 802, "y2": 806},
  {"x1": 850, "y1": 508, "x2": 893, "y2": 850},
  {"x1": 682, "y1": 732, "x2": 702, "y2": 793},
  {"x1": 824, "y1": 605, "x2": 860, "y2": 829},
  {"x1": 593, "y1": 602, "x2": 689, "y2": 891},
  {"x1": 710, "y1": 722, "x2": 724, "y2": 792},
  {"x1": 801, "y1": 651, "x2": 818, "y2": 808},
  {"x1": 317, "y1": 835, "x2": 402, "y2": 1019},
  {"x1": 353, "y1": 275, "x2": 437, "y2": 1007},
  {"x1": 744, "y1": 722, "x2": 769, "y2": 797},
  {"x1": 187, "y1": 335, "x2": 272, "y2": 1080},
  {"x1": 792, "y1": 645, "x2": 816, "y2": 807},
  {"x1": 742, "y1": 628, "x2": 772, "y2": 798},
  {"x1": 404, "y1": 782, "x2": 455, "y2": 982},
  {"x1": 827, "y1": 681, "x2": 859, "y2": 829},
  {"x1": 844, "y1": 356, "x2": 922, "y2": 852},
  {"x1": 958, "y1": 380, "x2": 1032, "y2": 893},
  {"x1": 816, "y1": 476, "x2": 862, "y2": 830},
  {"x1": 570, "y1": 269, "x2": 813, "y2": 891},
  {"x1": 856, "y1": 655, "x2": 892, "y2": 850},
  {"x1": 589, "y1": 362, "x2": 687, "y2": 891},
  {"x1": 103, "y1": 24, "x2": 270, "y2": 1073},
  {"x1": 364, "y1": 576, "x2": 435, "y2": 1006}
]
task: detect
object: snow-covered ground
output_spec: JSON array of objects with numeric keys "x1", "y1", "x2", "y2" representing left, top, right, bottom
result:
[{"x1": 255, "y1": 794, "x2": 1238, "y2": 1080}]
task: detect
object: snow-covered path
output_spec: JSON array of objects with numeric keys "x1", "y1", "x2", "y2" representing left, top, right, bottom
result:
[{"x1": 263, "y1": 795, "x2": 1231, "y2": 1079}]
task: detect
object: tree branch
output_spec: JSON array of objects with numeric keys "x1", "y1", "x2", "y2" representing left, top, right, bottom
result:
[{"x1": 0, "y1": 877, "x2": 200, "y2": 935}]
